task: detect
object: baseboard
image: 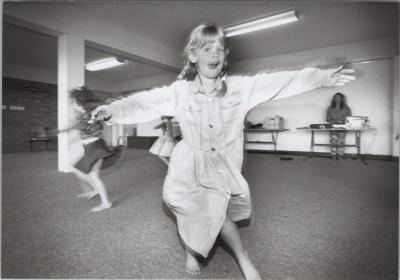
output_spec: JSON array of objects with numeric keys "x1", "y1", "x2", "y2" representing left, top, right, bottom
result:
[{"x1": 245, "y1": 149, "x2": 399, "y2": 162}]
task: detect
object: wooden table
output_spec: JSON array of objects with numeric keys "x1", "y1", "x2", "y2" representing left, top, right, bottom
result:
[{"x1": 297, "y1": 127, "x2": 376, "y2": 164}]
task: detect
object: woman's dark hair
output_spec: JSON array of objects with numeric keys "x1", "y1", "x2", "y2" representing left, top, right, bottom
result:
[
  {"x1": 71, "y1": 86, "x2": 103, "y2": 112},
  {"x1": 330, "y1": 92, "x2": 347, "y2": 109}
]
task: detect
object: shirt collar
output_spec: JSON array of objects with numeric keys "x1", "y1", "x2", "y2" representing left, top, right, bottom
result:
[{"x1": 189, "y1": 75, "x2": 226, "y2": 95}]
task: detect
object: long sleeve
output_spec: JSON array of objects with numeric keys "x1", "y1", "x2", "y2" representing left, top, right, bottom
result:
[
  {"x1": 345, "y1": 105, "x2": 352, "y2": 117},
  {"x1": 243, "y1": 68, "x2": 332, "y2": 110},
  {"x1": 107, "y1": 82, "x2": 177, "y2": 124},
  {"x1": 326, "y1": 107, "x2": 334, "y2": 123}
]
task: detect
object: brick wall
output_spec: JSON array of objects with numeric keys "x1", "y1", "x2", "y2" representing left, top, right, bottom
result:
[
  {"x1": 2, "y1": 78, "x2": 117, "y2": 153},
  {"x1": 3, "y1": 77, "x2": 58, "y2": 153}
]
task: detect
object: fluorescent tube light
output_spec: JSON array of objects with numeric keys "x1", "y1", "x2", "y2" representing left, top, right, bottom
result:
[
  {"x1": 85, "y1": 57, "x2": 126, "y2": 71},
  {"x1": 225, "y1": 10, "x2": 299, "y2": 37}
]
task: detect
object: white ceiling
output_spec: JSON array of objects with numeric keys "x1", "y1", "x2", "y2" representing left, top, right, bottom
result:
[
  {"x1": 3, "y1": 1, "x2": 398, "y2": 83},
  {"x1": 70, "y1": 1, "x2": 398, "y2": 60},
  {"x1": 3, "y1": 23, "x2": 174, "y2": 82},
  {"x1": 4, "y1": 23, "x2": 56, "y2": 71}
]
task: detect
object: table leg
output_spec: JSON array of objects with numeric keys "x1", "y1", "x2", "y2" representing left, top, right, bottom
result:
[
  {"x1": 271, "y1": 131, "x2": 278, "y2": 158},
  {"x1": 356, "y1": 131, "x2": 367, "y2": 165},
  {"x1": 311, "y1": 131, "x2": 315, "y2": 153},
  {"x1": 303, "y1": 130, "x2": 315, "y2": 161}
]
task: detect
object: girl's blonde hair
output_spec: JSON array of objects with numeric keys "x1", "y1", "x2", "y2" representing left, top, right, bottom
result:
[{"x1": 178, "y1": 24, "x2": 228, "y2": 81}]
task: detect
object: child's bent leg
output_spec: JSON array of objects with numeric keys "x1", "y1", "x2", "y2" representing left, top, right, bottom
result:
[
  {"x1": 185, "y1": 246, "x2": 201, "y2": 275},
  {"x1": 89, "y1": 159, "x2": 112, "y2": 212},
  {"x1": 70, "y1": 167, "x2": 98, "y2": 199},
  {"x1": 219, "y1": 217, "x2": 261, "y2": 280}
]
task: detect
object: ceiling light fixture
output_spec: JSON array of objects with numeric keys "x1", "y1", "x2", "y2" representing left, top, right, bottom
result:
[
  {"x1": 225, "y1": 10, "x2": 299, "y2": 37},
  {"x1": 85, "y1": 57, "x2": 126, "y2": 71}
]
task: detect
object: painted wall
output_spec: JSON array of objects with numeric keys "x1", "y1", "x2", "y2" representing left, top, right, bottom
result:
[
  {"x1": 115, "y1": 72, "x2": 176, "y2": 93},
  {"x1": 229, "y1": 36, "x2": 397, "y2": 156}
]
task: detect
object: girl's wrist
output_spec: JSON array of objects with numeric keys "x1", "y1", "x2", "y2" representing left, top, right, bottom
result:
[{"x1": 320, "y1": 68, "x2": 337, "y2": 87}]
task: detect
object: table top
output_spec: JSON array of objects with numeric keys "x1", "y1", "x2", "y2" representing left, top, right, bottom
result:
[
  {"x1": 297, "y1": 126, "x2": 376, "y2": 131},
  {"x1": 245, "y1": 128, "x2": 289, "y2": 132}
]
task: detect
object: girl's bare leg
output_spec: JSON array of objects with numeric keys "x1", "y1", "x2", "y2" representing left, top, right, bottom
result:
[
  {"x1": 89, "y1": 159, "x2": 112, "y2": 212},
  {"x1": 158, "y1": 156, "x2": 169, "y2": 166},
  {"x1": 185, "y1": 246, "x2": 201, "y2": 275},
  {"x1": 219, "y1": 217, "x2": 261, "y2": 280},
  {"x1": 71, "y1": 167, "x2": 98, "y2": 199}
]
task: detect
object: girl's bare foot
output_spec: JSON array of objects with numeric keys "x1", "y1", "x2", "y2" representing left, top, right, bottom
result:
[
  {"x1": 91, "y1": 202, "x2": 112, "y2": 212},
  {"x1": 237, "y1": 251, "x2": 261, "y2": 280},
  {"x1": 185, "y1": 251, "x2": 201, "y2": 275}
]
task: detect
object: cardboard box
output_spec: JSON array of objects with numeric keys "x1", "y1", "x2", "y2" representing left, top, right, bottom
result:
[
  {"x1": 263, "y1": 116, "x2": 284, "y2": 129},
  {"x1": 345, "y1": 116, "x2": 369, "y2": 129}
]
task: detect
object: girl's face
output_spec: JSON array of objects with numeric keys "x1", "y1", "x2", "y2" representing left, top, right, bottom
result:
[
  {"x1": 190, "y1": 39, "x2": 225, "y2": 80},
  {"x1": 334, "y1": 94, "x2": 342, "y2": 103},
  {"x1": 73, "y1": 102, "x2": 85, "y2": 114}
]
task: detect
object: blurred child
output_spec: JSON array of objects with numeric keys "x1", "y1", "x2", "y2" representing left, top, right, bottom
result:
[
  {"x1": 149, "y1": 116, "x2": 177, "y2": 165},
  {"x1": 65, "y1": 87, "x2": 125, "y2": 212}
]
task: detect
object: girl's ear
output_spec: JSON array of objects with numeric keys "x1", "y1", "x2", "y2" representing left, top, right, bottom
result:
[
  {"x1": 188, "y1": 51, "x2": 197, "y2": 64},
  {"x1": 225, "y1": 48, "x2": 230, "y2": 56}
]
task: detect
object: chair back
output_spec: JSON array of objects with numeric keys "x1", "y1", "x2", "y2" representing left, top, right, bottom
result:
[{"x1": 30, "y1": 126, "x2": 48, "y2": 138}]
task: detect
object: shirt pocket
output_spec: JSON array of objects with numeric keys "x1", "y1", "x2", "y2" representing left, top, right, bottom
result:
[
  {"x1": 182, "y1": 101, "x2": 204, "y2": 125},
  {"x1": 219, "y1": 95, "x2": 241, "y2": 123}
]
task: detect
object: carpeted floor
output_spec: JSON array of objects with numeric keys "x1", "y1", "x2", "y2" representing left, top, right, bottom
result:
[{"x1": 2, "y1": 149, "x2": 398, "y2": 280}]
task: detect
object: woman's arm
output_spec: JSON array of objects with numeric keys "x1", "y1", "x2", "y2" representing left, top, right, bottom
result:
[
  {"x1": 346, "y1": 105, "x2": 352, "y2": 117},
  {"x1": 243, "y1": 67, "x2": 355, "y2": 110},
  {"x1": 153, "y1": 121, "x2": 168, "y2": 130},
  {"x1": 93, "y1": 82, "x2": 177, "y2": 124},
  {"x1": 326, "y1": 107, "x2": 334, "y2": 123}
]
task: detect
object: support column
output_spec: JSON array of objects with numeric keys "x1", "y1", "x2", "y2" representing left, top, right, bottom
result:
[
  {"x1": 58, "y1": 34, "x2": 85, "y2": 172},
  {"x1": 111, "y1": 124, "x2": 124, "y2": 146},
  {"x1": 393, "y1": 55, "x2": 399, "y2": 157},
  {"x1": 0, "y1": 3, "x2": 3, "y2": 179}
]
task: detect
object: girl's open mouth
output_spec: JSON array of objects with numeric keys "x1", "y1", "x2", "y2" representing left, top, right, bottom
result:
[{"x1": 208, "y1": 62, "x2": 220, "y2": 69}]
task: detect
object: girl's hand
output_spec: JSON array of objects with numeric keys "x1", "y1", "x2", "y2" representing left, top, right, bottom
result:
[
  {"x1": 322, "y1": 66, "x2": 356, "y2": 87},
  {"x1": 91, "y1": 105, "x2": 112, "y2": 121}
]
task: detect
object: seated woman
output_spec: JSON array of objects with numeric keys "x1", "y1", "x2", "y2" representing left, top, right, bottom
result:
[{"x1": 326, "y1": 92, "x2": 352, "y2": 159}]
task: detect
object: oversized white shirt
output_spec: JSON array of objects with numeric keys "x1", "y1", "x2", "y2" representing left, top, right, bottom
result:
[{"x1": 106, "y1": 68, "x2": 333, "y2": 257}]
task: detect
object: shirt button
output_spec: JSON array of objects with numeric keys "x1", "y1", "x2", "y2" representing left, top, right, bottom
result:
[
  {"x1": 217, "y1": 169, "x2": 223, "y2": 173},
  {"x1": 209, "y1": 124, "x2": 213, "y2": 128},
  {"x1": 211, "y1": 147, "x2": 216, "y2": 151}
]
